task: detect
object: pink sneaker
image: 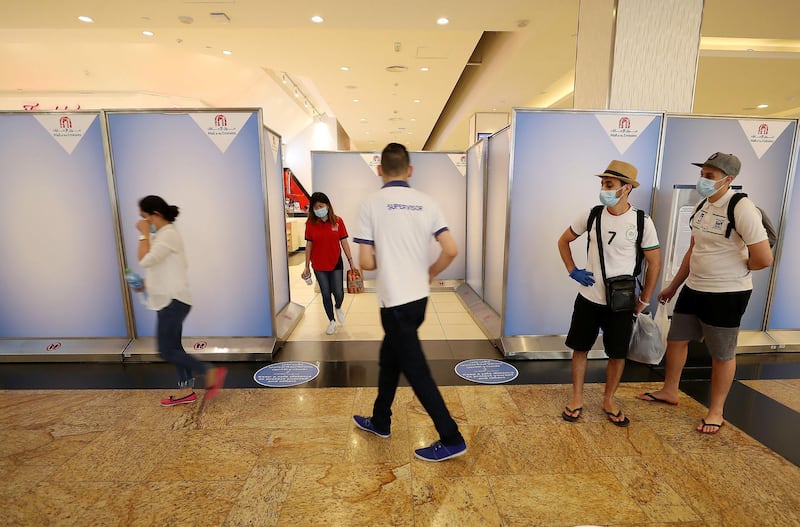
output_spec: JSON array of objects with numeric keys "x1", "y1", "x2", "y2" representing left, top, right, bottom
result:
[
  {"x1": 160, "y1": 392, "x2": 197, "y2": 407},
  {"x1": 205, "y1": 367, "x2": 228, "y2": 400}
]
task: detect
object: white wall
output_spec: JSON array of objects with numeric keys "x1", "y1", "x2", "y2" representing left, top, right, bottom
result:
[{"x1": 284, "y1": 114, "x2": 338, "y2": 193}]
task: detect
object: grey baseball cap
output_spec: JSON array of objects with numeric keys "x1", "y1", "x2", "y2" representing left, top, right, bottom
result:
[{"x1": 692, "y1": 152, "x2": 741, "y2": 176}]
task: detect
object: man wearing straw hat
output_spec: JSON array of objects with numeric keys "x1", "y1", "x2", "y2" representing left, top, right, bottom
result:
[{"x1": 557, "y1": 160, "x2": 661, "y2": 427}]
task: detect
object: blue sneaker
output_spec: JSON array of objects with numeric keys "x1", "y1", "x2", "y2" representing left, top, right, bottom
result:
[
  {"x1": 353, "y1": 415, "x2": 391, "y2": 438},
  {"x1": 414, "y1": 440, "x2": 467, "y2": 462}
]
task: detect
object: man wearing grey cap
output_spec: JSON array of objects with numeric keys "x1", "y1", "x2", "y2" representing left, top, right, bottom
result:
[{"x1": 638, "y1": 152, "x2": 773, "y2": 434}]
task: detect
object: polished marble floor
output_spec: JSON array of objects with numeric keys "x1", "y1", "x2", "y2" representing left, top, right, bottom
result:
[{"x1": 1, "y1": 261, "x2": 799, "y2": 526}]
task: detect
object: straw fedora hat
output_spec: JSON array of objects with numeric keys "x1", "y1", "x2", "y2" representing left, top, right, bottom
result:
[{"x1": 595, "y1": 160, "x2": 639, "y2": 188}]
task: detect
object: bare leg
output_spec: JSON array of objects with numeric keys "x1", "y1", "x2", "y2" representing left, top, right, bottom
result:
[
  {"x1": 637, "y1": 339, "x2": 688, "y2": 404},
  {"x1": 697, "y1": 357, "x2": 736, "y2": 432},
  {"x1": 565, "y1": 351, "x2": 588, "y2": 419},
  {"x1": 603, "y1": 358, "x2": 627, "y2": 422}
]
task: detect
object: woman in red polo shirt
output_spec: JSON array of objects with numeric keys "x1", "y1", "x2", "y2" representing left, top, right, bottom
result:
[{"x1": 303, "y1": 192, "x2": 355, "y2": 335}]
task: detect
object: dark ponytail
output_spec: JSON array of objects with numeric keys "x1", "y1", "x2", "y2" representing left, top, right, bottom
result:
[{"x1": 139, "y1": 195, "x2": 180, "y2": 222}]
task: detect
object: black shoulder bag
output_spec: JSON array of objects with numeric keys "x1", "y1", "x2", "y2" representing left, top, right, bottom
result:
[{"x1": 588, "y1": 206, "x2": 644, "y2": 312}]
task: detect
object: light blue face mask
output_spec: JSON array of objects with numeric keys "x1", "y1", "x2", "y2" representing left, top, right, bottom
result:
[
  {"x1": 599, "y1": 188, "x2": 622, "y2": 207},
  {"x1": 314, "y1": 207, "x2": 328, "y2": 218},
  {"x1": 696, "y1": 176, "x2": 726, "y2": 198}
]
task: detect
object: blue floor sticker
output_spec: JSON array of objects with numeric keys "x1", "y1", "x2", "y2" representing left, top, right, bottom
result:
[
  {"x1": 455, "y1": 359, "x2": 519, "y2": 384},
  {"x1": 254, "y1": 361, "x2": 320, "y2": 388}
]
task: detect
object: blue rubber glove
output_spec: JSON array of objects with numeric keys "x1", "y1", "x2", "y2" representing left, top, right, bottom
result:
[{"x1": 569, "y1": 268, "x2": 595, "y2": 286}]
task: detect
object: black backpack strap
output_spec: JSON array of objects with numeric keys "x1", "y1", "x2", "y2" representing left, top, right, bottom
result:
[
  {"x1": 634, "y1": 208, "x2": 645, "y2": 276},
  {"x1": 593, "y1": 207, "x2": 608, "y2": 283},
  {"x1": 586, "y1": 205, "x2": 604, "y2": 255},
  {"x1": 725, "y1": 192, "x2": 747, "y2": 239},
  {"x1": 689, "y1": 198, "x2": 707, "y2": 225}
]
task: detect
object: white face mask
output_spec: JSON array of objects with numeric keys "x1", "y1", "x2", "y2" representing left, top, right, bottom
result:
[{"x1": 314, "y1": 207, "x2": 328, "y2": 218}]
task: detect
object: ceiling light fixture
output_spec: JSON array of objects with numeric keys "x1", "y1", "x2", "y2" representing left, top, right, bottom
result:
[
  {"x1": 280, "y1": 71, "x2": 321, "y2": 118},
  {"x1": 142, "y1": 31, "x2": 154, "y2": 36},
  {"x1": 311, "y1": 15, "x2": 324, "y2": 23},
  {"x1": 222, "y1": 50, "x2": 233, "y2": 55},
  {"x1": 420, "y1": 67, "x2": 429, "y2": 72},
  {"x1": 436, "y1": 17, "x2": 449, "y2": 25},
  {"x1": 353, "y1": 99, "x2": 360, "y2": 103},
  {"x1": 340, "y1": 66, "x2": 349, "y2": 71},
  {"x1": 756, "y1": 103, "x2": 769, "y2": 109},
  {"x1": 385, "y1": 65, "x2": 408, "y2": 73},
  {"x1": 413, "y1": 99, "x2": 421, "y2": 103},
  {"x1": 78, "y1": 15, "x2": 93, "y2": 23}
]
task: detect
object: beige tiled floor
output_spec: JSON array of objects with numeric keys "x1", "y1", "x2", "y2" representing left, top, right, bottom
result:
[
  {"x1": 2, "y1": 382, "x2": 798, "y2": 526},
  {"x1": 288, "y1": 259, "x2": 485, "y2": 342},
  {"x1": 740, "y1": 378, "x2": 800, "y2": 412}
]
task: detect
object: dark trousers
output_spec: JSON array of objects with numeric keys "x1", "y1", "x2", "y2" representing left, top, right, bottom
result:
[
  {"x1": 314, "y1": 269, "x2": 345, "y2": 321},
  {"x1": 156, "y1": 299, "x2": 208, "y2": 388},
  {"x1": 371, "y1": 297, "x2": 464, "y2": 445}
]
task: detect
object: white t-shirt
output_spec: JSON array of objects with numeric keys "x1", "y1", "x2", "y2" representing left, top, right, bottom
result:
[
  {"x1": 569, "y1": 206, "x2": 659, "y2": 305},
  {"x1": 139, "y1": 223, "x2": 192, "y2": 311},
  {"x1": 354, "y1": 181, "x2": 448, "y2": 308},
  {"x1": 685, "y1": 189, "x2": 768, "y2": 293}
]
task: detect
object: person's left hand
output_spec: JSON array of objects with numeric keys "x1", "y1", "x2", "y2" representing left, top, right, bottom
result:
[{"x1": 136, "y1": 219, "x2": 151, "y2": 235}]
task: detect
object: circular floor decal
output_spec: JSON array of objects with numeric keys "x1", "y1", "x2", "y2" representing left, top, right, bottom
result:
[
  {"x1": 254, "y1": 361, "x2": 320, "y2": 388},
  {"x1": 455, "y1": 359, "x2": 519, "y2": 385}
]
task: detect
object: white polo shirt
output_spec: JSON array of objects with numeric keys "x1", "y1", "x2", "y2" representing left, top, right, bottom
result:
[
  {"x1": 686, "y1": 189, "x2": 767, "y2": 292},
  {"x1": 354, "y1": 181, "x2": 448, "y2": 308},
  {"x1": 139, "y1": 223, "x2": 192, "y2": 311},
  {"x1": 569, "y1": 205, "x2": 659, "y2": 305}
]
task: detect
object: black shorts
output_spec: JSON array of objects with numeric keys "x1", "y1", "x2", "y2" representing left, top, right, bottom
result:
[
  {"x1": 565, "y1": 294, "x2": 634, "y2": 359},
  {"x1": 673, "y1": 286, "x2": 751, "y2": 328}
]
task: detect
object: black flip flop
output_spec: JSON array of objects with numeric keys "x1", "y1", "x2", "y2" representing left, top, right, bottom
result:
[
  {"x1": 697, "y1": 419, "x2": 724, "y2": 434},
  {"x1": 639, "y1": 392, "x2": 678, "y2": 406},
  {"x1": 604, "y1": 409, "x2": 631, "y2": 427},
  {"x1": 561, "y1": 406, "x2": 582, "y2": 422}
]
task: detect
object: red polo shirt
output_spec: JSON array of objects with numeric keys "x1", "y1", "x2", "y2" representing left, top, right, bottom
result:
[{"x1": 305, "y1": 217, "x2": 348, "y2": 271}]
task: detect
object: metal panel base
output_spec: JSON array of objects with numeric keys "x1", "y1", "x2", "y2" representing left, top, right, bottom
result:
[
  {"x1": 0, "y1": 338, "x2": 132, "y2": 362},
  {"x1": 498, "y1": 335, "x2": 608, "y2": 360},
  {"x1": 275, "y1": 302, "x2": 305, "y2": 342},
  {"x1": 123, "y1": 337, "x2": 277, "y2": 362},
  {"x1": 455, "y1": 283, "x2": 501, "y2": 340},
  {"x1": 765, "y1": 330, "x2": 800, "y2": 351}
]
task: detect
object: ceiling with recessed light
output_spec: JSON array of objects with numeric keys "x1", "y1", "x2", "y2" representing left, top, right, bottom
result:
[{"x1": 0, "y1": 0, "x2": 799, "y2": 151}]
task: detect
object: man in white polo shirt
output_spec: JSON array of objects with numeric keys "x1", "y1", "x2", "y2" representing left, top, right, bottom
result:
[
  {"x1": 639, "y1": 152, "x2": 772, "y2": 435},
  {"x1": 351, "y1": 142, "x2": 467, "y2": 462}
]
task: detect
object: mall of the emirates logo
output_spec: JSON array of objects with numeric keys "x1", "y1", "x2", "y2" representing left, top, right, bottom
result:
[
  {"x1": 595, "y1": 114, "x2": 656, "y2": 154},
  {"x1": 738, "y1": 119, "x2": 792, "y2": 159},
  {"x1": 190, "y1": 112, "x2": 252, "y2": 153},
  {"x1": 33, "y1": 114, "x2": 97, "y2": 154}
]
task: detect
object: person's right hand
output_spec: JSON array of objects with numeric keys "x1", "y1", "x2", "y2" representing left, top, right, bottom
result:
[
  {"x1": 658, "y1": 284, "x2": 677, "y2": 304},
  {"x1": 301, "y1": 267, "x2": 311, "y2": 280},
  {"x1": 569, "y1": 268, "x2": 595, "y2": 286}
]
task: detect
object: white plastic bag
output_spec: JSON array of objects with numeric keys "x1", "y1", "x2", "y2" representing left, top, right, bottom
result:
[
  {"x1": 653, "y1": 303, "x2": 670, "y2": 347},
  {"x1": 628, "y1": 313, "x2": 666, "y2": 365}
]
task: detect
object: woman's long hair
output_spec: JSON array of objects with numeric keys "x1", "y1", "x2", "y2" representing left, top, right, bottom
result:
[
  {"x1": 139, "y1": 195, "x2": 179, "y2": 222},
  {"x1": 307, "y1": 192, "x2": 338, "y2": 225}
]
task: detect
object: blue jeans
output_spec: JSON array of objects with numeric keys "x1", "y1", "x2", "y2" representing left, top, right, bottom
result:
[
  {"x1": 156, "y1": 299, "x2": 208, "y2": 389},
  {"x1": 314, "y1": 269, "x2": 344, "y2": 321},
  {"x1": 371, "y1": 297, "x2": 464, "y2": 446}
]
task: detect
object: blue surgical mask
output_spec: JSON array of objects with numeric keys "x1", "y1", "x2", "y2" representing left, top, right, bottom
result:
[
  {"x1": 696, "y1": 176, "x2": 726, "y2": 198},
  {"x1": 314, "y1": 207, "x2": 328, "y2": 218},
  {"x1": 599, "y1": 189, "x2": 622, "y2": 207}
]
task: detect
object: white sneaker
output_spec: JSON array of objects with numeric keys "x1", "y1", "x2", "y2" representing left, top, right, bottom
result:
[
  {"x1": 325, "y1": 320, "x2": 337, "y2": 335},
  {"x1": 336, "y1": 308, "x2": 346, "y2": 325}
]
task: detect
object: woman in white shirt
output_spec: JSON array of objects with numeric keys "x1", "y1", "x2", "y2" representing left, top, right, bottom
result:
[{"x1": 136, "y1": 195, "x2": 225, "y2": 406}]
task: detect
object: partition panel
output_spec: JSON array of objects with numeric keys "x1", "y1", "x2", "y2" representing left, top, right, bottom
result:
[
  {"x1": 465, "y1": 140, "x2": 486, "y2": 297},
  {"x1": 504, "y1": 110, "x2": 662, "y2": 336},
  {"x1": 768, "y1": 126, "x2": 800, "y2": 330},
  {"x1": 263, "y1": 127, "x2": 290, "y2": 314},
  {"x1": 657, "y1": 116, "x2": 796, "y2": 330},
  {"x1": 108, "y1": 111, "x2": 273, "y2": 337},
  {"x1": 0, "y1": 112, "x2": 127, "y2": 338},
  {"x1": 484, "y1": 128, "x2": 511, "y2": 316}
]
